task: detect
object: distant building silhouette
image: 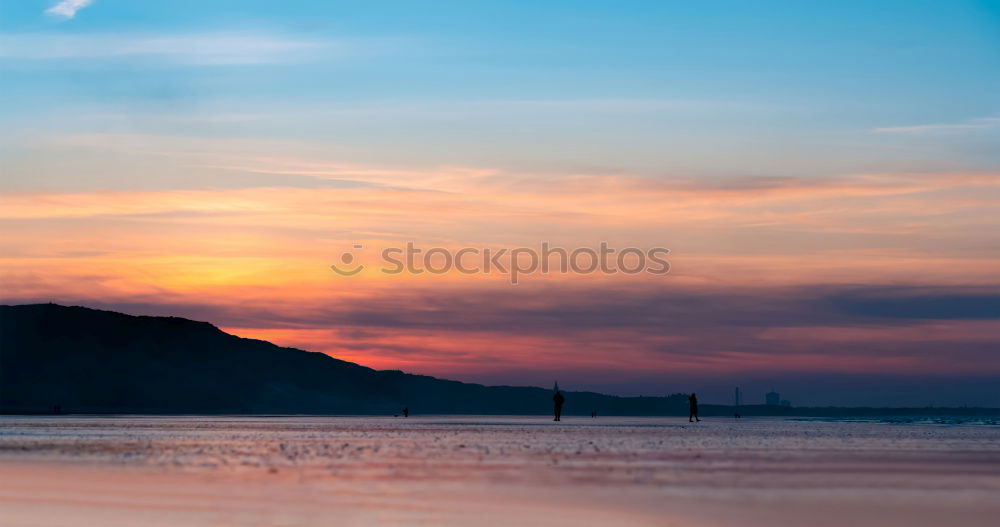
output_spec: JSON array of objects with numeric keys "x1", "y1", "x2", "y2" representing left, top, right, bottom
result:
[
  {"x1": 780, "y1": 399, "x2": 792, "y2": 407},
  {"x1": 734, "y1": 387, "x2": 742, "y2": 407},
  {"x1": 766, "y1": 391, "x2": 781, "y2": 405}
]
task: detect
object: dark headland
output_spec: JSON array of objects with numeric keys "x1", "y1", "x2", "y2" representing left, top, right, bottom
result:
[{"x1": 1, "y1": 304, "x2": 997, "y2": 417}]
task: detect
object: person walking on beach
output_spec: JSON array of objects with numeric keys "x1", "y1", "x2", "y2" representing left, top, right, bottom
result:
[
  {"x1": 553, "y1": 383, "x2": 565, "y2": 421},
  {"x1": 689, "y1": 393, "x2": 700, "y2": 422}
]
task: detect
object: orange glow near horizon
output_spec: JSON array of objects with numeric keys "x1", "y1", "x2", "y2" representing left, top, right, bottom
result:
[{"x1": 3, "y1": 153, "x2": 1000, "y2": 382}]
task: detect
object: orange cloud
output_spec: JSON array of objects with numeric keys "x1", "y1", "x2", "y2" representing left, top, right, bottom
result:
[{"x1": 3, "y1": 157, "x2": 1000, "y2": 382}]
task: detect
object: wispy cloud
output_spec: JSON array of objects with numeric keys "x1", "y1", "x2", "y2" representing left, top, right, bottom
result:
[
  {"x1": 873, "y1": 116, "x2": 1000, "y2": 135},
  {"x1": 0, "y1": 32, "x2": 337, "y2": 65},
  {"x1": 45, "y1": 0, "x2": 93, "y2": 20}
]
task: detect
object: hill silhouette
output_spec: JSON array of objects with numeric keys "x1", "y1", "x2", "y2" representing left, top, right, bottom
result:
[
  {"x1": 1, "y1": 304, "x2": 691, "y2": 415},
  {"x1": 4, "y1": 304, "x2": 998, "y2": 417}
]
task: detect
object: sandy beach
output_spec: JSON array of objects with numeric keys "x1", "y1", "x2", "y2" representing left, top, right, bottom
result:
[{"x1": 1, "y1": 415, "x2": 998, "y2": 526}]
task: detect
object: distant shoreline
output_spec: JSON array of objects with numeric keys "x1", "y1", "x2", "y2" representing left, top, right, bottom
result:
[{"x1": 4, "y1": 406, "x2": 999, "y2": 418}]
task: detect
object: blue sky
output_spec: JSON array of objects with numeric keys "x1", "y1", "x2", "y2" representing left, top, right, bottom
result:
[{"x1": 2, "y1": 0, "x2": 998, "y2": 184}]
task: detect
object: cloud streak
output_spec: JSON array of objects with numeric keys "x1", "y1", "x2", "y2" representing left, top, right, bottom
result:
[
  {"x1": 873, "y1": 116, "x2": 1000, "y2": 135},
  {"x1": 45, "y1": 0, "x2": 92, "y2": 20},
  {"x1": 0, "y1": 32, "x2": 334, "y2": 65}
]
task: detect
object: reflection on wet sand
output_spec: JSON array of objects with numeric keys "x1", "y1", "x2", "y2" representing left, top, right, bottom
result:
[{"x1": 1, "y1": 416, "x2": 999, "y2": 526}]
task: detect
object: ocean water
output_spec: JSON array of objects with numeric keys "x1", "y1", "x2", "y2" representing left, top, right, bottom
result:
[
  {"x1": 1, "y1": 415, "x2": 999, "y2": 526},
  {"x1": 791, "y1": 415, "x2": 1000, "y2": 426}
]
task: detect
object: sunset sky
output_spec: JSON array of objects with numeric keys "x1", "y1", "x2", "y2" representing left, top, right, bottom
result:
[{"x1": 2, "y1": 1, "x2": 999, "y2": 405}]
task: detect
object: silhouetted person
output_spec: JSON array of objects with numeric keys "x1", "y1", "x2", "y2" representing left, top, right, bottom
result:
[
  {"x1": 591, "y1": 410, "x2": 597, "y2": 418},
  {"x1": 402, "y1": 407, "x2": 409, "y2": 418},
  {"x1": 553, "y1": 390, "x2": 565, "y2": 421},
  {"x1": 733, "y1": 412, "x2": 741, "y2": 419},
  {"x1": 689, "y1": 393, "x2": 700, "y2": 422}
]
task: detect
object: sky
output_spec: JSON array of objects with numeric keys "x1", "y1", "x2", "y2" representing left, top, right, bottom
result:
[{"x1": 1, "y1": 1, "x2": 999, "y2": 406}]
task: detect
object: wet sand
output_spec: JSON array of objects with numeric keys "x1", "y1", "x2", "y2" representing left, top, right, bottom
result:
[{"x1": 1, "y1": 415, "x2": 998, "y2": 526}]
